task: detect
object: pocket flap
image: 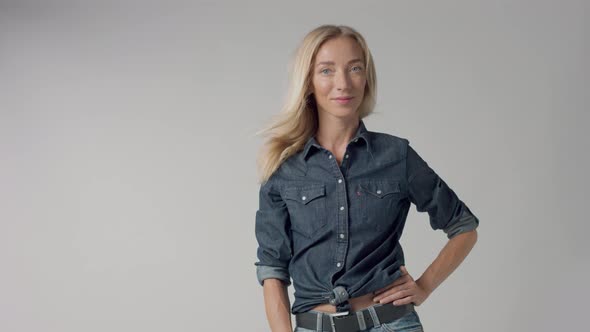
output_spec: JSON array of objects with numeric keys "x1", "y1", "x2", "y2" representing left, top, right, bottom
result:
[
  {"x1": 284, "y1": 184, "x2": 326, "y2": 205},
  {"x1": 359, "y1": 181, "x2": 400, "y2": 198}
]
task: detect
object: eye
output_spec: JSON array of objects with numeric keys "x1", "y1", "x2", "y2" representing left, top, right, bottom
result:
[
  {"x1": 320, "y1": 68, "x2": 332, "y2": 75},
  {"x1": 351, "y1": 66, "x2": 363, "y2": 72}
]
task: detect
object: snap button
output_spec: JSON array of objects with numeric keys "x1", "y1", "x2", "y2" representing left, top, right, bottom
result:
[
  {"x1": 301, "y1": 196, "x2": 306, "y2": 200},
  {"x1": 376, "y1": 190, "x2": 381, "y2": 194}
]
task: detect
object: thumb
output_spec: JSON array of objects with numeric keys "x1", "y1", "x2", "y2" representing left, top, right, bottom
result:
[{"x1": 400, "y1": 265, "x2": 408, "y2": 274}]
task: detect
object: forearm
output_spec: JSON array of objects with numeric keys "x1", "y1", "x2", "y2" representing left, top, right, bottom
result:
[
  {"x1": 416, "y1": 229, "x2": 478, "y2": 295},
  {"x1": 262, "y1": 278, "x2": 292, "y2": 332}
]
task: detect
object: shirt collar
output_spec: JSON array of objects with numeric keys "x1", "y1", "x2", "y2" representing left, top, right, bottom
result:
[{"x1": 300, "y1": 119, "x2": 372, "y2": 162}]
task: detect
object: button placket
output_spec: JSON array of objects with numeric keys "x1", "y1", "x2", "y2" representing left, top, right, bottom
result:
[{"x1": 324, "y1": 149, "x2": 349, "y2": 275}]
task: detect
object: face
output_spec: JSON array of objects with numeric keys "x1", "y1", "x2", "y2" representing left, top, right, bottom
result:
[{"x1": 309, "y1": 36, "x2": 366, "y2": 121}]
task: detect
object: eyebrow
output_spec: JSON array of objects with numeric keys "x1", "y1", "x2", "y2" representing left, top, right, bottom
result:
[{"x1": 315, "y1": 58, "x2": 363, "y2": 67}]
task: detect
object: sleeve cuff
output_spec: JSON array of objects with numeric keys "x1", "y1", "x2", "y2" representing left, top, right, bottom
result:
[
  {"x1": 256, "y1": 264, "x2": 291, "y2": 286},
  {"x1": 443, "y1": 207, "x2": 480, "y2": 239}
]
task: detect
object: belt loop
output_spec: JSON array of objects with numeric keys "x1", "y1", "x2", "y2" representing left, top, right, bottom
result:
[
  {"x1": 316, "y1": 312, "x2": 323, "y2": 332},
  {"x1": 328, "y1": 315, "x2": 337, "y2": 332},
  {"x1": 368, "y1": 305, "x2": 381, "y2": 327},
  {"x1": 356, "y1": 311, "x2": 367, "y2": 330}
]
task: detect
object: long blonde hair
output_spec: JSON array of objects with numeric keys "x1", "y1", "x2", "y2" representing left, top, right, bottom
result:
[{"x1": 255, "y1": 25, "x2": 377, "y2": 184}]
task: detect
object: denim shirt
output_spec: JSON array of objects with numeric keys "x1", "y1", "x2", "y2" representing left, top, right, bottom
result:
[{"x1": 254, "y1": 119, "x2": 479, "y2": 315}]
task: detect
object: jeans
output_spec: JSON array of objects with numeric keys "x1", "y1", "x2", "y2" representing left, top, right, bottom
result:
[{"x1": 294, "y1": 307, "x2": 424, "y2": 332}]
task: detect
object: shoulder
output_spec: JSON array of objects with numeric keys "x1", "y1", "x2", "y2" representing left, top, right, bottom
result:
[
  {"x1": 262, "y1": 153, "x2": 308, "y2": 190},
  {"x1": 366, "y1": 129, "x2": 411, "y2": 163}
]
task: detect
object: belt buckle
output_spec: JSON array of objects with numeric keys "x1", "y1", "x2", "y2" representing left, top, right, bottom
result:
[{"x1": 328, "y1": 311, "x2": 349, "y2": 332}]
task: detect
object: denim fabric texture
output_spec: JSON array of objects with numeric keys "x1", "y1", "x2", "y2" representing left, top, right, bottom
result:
[{"x1": 254, "y1": 119, "x2": 479, "y2": 315}]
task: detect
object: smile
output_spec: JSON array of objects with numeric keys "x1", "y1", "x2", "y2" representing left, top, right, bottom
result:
[{"x1": 333, "y1": 97, "x2": 354, "y2": 104}]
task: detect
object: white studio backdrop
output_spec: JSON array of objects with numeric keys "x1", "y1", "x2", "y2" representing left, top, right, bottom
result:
[{"x1": 1, "y1": 0, "x2": 588, "y2": 331}]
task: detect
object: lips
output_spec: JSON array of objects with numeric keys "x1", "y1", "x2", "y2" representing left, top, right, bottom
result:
[{"x1": 332, "y1": 96, "x2": 354, "y2": 105}]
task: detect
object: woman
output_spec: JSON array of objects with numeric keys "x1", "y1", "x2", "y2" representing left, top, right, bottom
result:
[{"x1": 254, "y1": 25, "x2": 479, "y2": 332}]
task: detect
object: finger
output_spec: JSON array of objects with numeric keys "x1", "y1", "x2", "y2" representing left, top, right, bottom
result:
[
  {"x1": 373, "y1": 279, "x2": 403, "y2": 295},
  {"x1": 378, "y1": 289, "x2": 412, "y2": 305},
  {"x1": 373, "y1": 283, "x2": 412, "y2": 302},
  {"x1": 373, "y1": 275, "x2": 410, "y2": 295},
  {"x1": 373, "y1": 283, "x2": 403, "y2": 301},
  {"x1": 391, "y1": 295, "x2": 415, "y2": 306}
]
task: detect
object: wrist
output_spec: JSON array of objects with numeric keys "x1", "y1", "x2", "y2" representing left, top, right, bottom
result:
[{"x1": 416, "y1": 277, "x2": 434, "y2": 296}]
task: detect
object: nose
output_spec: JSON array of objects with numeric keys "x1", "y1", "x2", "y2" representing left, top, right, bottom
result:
[{"x1": 335, "y1": 69, "x2": 352, "y2": 91}]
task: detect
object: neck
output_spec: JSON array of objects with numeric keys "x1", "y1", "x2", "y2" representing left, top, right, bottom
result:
[{"x1": 315, "y1": 115, "x2": 360, "y2": 151}]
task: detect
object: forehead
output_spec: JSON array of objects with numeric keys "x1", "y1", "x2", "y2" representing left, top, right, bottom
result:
[{"x1": 314, "y1": 36, "x2": 364, "y2": 63}]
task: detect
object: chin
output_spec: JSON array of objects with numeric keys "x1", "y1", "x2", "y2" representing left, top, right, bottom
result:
[
  {"x1": 317, "y1": 102, "x2": 362, "y2": 119},
  {"x1": 325, "y1": 109, "x2": 359, "y2": 119}
]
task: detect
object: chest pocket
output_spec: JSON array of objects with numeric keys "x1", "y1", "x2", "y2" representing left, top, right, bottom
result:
[
  {"x1": 358, "y1": 180, "x2": 403, "y2": 232},
  {"x1": 283, "y1": 184, "x2": 328, "y2": 238}
]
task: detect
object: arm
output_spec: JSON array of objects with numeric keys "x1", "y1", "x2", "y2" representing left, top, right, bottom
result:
[
  {"x1": 263, "y1": 279, "x2": 293, "y2": 332},
  {"x1": 373, "y1": 229, "x2": 477, "y2": 306},
  {"x1": 254, "y1": 178, "x2": 294, "y2": 331},
  {"x1": 416, "y1": 229, "x2": 477, "y2": 297},
  {"x1": 373, "y1": 143, "x2": 480, "y2": 305}
]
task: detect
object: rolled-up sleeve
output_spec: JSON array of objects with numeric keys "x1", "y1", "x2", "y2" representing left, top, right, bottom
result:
[
  {"x1": 254, "y1": 178, "x2": 293, "y2": 286},
  {"x1": 406, "y1": 144, "x2": 479, "y2": 239}
]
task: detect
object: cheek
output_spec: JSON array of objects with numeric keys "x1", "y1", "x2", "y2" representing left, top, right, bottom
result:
[
  {"x1": 312, "y1": 78, "x2": 332, "y2": 96},
  {"x1": 354, "y1": 77, "x2": 367, "y2": 90}
]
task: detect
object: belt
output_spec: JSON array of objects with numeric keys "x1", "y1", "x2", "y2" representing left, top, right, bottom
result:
[{"x1": 295, "y1": 303, "x2": 414, "y2": 332}]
